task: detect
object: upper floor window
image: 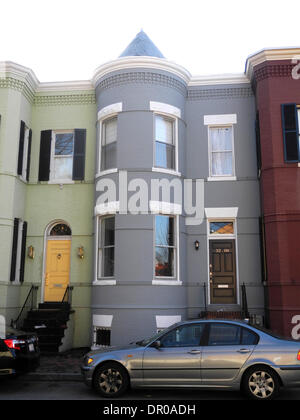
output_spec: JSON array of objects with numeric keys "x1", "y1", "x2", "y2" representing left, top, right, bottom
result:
[
  {"x1": 281, "y1": 104, "x2": 300, "y2": 162},
  {"x1": 38, "y1": 129, "x2": 86, "y2": 182},
  {"x1": 17, "y1": 121, "x2": 32, "y2": 182},
  {"x1": 154, "y1": 115, "x2": 176, "y2": 170},
  {"x1": 209, "y1": 126, "x2": 235, "y2": 177},
  {"x1": 101, "y1": 117, "x2": 117, "y2": 171},
  {"x1": 98, "y1": 216, "x2": 115, "y2": 278},
  {"x1": 52, "y1": 131, "x2": 74, "y2": 181},
  {"x1": 155, "y1": 215, "x2": 177, "y2": 278}
]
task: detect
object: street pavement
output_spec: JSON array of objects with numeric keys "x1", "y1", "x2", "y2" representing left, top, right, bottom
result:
[{"x1": 0, "y1": 376, "x2": 300, "y2": 400}]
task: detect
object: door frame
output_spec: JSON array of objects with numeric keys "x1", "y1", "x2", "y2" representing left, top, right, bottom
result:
[
  {"x1": 41, "y1": 220, "x2": 72, "y2": 303},
  {"x1": 206, "y1": 218, "x2": 240, "y2": 306}
]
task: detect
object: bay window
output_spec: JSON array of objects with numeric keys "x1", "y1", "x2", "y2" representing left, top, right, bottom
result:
[
  {"x1": 98, "y1": 216, "x2": 115, "y2": 278},
  {"x1": 154, "y1": 115, "x2": 176, "y2": 170},
  {"x1": 155, "y1": 215, "x2": 177, "y2": 278},
  {"x1": 101, "y1": 116, "x2": 117, "y2": 171}
]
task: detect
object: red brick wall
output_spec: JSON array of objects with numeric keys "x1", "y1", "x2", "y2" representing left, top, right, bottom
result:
[{"x1": 254, "y1": 60, "x2": 300, "y2": 338}]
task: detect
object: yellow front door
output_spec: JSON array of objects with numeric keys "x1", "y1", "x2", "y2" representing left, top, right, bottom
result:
[{"x1": 44, "y1": 240, "x2": 71, "y2": 302}]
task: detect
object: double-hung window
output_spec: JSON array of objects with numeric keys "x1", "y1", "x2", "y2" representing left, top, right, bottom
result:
[
  {"x1": 101, "y1": 117, "x2": 117, "y2": 171},
  {"x1": 51, "y1": 131, "x2": 74, "y2": 181},
  {"x1": 98, "y1": 216, "x2": 115, "y2": 278},
  {"x1": 154, "y1": 115, "x2": 176, "y2": 170},
  {"x1": 281, "y1": 104, "x2": 300, "y2": 162},
  {"x1": 209, "y1": 126, "x2": 234, "y2": 177},
  {"x1": 155, "y1": 215, "x2": 177, "y2": 278}
]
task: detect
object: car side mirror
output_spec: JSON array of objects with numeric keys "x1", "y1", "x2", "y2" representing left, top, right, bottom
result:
[{"x1": 152, "y1": 340, "x2": 161, "y2": 349}]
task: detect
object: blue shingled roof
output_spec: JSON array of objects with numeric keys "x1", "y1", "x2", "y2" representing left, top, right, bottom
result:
[{"x1": 119, "y1": 31, "x2": 165, "y2": 58}]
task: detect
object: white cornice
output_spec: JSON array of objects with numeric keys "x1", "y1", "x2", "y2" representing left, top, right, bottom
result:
[
  {"x1": 189, "y1": 73, "x2": 249, "y2": 86},
  {"x1": 92, "y1": 56, "x2": 191, "y2": 86},
  {"x1": 245, "y1": 47, "x2": 300, "y2": 79},
  {"x1": 0, "y1": 61, "x2": 39, "y2": 92},
  {"x1": 36, "y1": 80, "x2": 94, "y2": 92}
]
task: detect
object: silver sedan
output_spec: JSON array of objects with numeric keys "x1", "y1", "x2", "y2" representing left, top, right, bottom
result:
[{"x1": 81, "y1": 319, "x2": 300, "y2": 400}]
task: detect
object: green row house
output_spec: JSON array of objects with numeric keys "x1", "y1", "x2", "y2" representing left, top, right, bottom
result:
[{"x1": 0, "y1": 61, "x2": 96, "y2": 349}]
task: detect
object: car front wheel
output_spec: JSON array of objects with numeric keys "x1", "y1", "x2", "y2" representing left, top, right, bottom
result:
[
  {"x1": 242, "y1": 366, "x2": 280, "y2": 400},
  {"x1": 93, "y1": 362, "x2": 129, "y2": 398}
]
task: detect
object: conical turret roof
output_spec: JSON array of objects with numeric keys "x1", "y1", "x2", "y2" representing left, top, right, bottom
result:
[{"x1": 119, "y1": 30, "x2": 165, "y2": 58}]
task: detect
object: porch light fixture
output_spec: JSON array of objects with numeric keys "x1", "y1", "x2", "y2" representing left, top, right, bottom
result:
[
  {"x1": 27, "y1": 245, "x2": 35, "y2": 259},
  {"x1": 78, "y1": 246, "x2": 84, "y2": 259},
  {"x1": 194, "y1": 240, "x2": 200, "y2": 251}
]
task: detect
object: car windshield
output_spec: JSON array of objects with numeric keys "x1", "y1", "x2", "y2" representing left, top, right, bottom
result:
[{"x1": 136, "y1": 324, "x2": 178, "y2": 346}]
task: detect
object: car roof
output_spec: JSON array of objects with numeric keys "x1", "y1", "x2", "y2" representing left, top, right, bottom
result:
[{"x1": 180, "y1": 319, "x2": 250, "y2": 326}]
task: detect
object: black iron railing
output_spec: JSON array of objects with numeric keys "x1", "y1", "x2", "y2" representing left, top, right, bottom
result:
[
  {"x1": 12, "y1": 284, "x2": 39, "y2": 330},
  {"x1": 62, "y1": 285, "x2": 73, "y2": 306},
  {"x1": 241, "y1": 283, "x2": 250, "y2": 319}
]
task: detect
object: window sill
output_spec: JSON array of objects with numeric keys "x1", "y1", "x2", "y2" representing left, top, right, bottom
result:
[
  {"x1": 152, "y1": 167, "x2": 181, "y2": 177},
  {"x1": 207, "y1": 176, "x2": 236, "y2": 182},
  {"x1": 93, "y1": 279, "x2": 116, "y2": 286},
  {"x1": 152, "y1": 279, "x2": 182, "y2": 286},
  {"x1": 48, "y1": 180, "x2": 75, "y2": 185},
  {"x1": 95, "y1": 168, "x2": 118, "y2": 178}
]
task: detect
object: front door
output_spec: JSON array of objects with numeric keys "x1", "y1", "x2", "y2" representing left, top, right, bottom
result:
[
  {"x1": 209, "y1": 240, "x2": 237, "y2": 304},
  {"x1": 44, "y1": 239, "x2": 71, "y2": 302}
]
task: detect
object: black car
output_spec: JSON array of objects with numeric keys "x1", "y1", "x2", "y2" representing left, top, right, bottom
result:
[
  {"x1": 0, "y1": 338, "x2": 16, "y2": 376},
  {"x1": 4, "y1": 326, "x2": 40, "y2": 371}
]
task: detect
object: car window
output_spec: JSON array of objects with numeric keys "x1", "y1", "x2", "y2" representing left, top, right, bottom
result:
[
  {"x1": 208, "y1": 323, "x2": 241, "y2": 346},
  {"x1": 160, "y1": 324, "x2": 204, "y2": 348},
  {"x1": 241, "y1": 328, "x2": 259, "y2": 345}
]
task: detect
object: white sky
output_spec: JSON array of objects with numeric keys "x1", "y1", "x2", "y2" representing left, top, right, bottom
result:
[{"x1": 1, "y1": 0, "x2": 300, "y2": 82}]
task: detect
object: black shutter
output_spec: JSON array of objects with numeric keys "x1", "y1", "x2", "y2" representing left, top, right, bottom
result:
[
  {"x1": 255, "y1": 111, "x2": 262, "y2": 175},
  {"x1": 10, "y1": 218, "x2": 19, "y2": 282},
  {"x1": 26, "y1": 129, "x2": 32, "y2": 182},
  {"x1": 19, "y1": 222, "x2": 27, "y2": 283},
  {"x1": 17, "y1": 121, "x2": 25, "y2": 175},
  {"x1": 72, "y1": 129, "x2": 86, "y2": 181},
  {"x1": 38, "y1": 130, "x2": 52, "y2": 181},
  {"x1": 281, "y1": 104, "x2": 299, "y2": 162}
]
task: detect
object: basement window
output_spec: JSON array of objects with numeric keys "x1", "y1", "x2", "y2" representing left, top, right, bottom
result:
[{"x1": 94, "y1": 327, "x2": 111, "y2": 347}]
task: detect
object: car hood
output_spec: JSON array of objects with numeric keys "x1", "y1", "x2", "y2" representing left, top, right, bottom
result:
[{"x1": 87, "y1": 343, "x2": 142, "y2": 357}]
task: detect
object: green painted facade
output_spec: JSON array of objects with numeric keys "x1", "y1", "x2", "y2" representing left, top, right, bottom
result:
[{"x1": 0, "y1": 64, "x2": 96, "y2": 347}]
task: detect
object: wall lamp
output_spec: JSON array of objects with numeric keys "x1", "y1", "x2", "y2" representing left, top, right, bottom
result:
[
  {"x1": 78, "y1": 246, "x2": 85, "y2": 259},
  {"x1": 27, "y1": 245, "x2": 35, "y2": 259},
  {"x1": 194, "y1": 240, "x2": 200, "y2": 251}
]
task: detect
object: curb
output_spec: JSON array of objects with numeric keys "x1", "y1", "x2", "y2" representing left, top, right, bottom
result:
[{"x1": 22, "y1": 372, "x2": 83, "y2": 382}]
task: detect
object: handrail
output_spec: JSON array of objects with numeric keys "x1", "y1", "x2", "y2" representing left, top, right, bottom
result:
[
  {"x1": 12, "y1": 284, "x2": 39, "y2": 329},
  {"x1": 62, "y1": 285, "x2": 73, "y2": 306},
  {"x1": 241, "y1": 283, "x2": 250, "y2": 319}
]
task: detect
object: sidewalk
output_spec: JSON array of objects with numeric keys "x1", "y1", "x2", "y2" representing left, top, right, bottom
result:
[{"x1": 23, "y1": 348, "x2": 89, "y2": 382}]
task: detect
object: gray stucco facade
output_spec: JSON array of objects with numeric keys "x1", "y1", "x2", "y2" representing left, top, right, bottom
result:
[{"x1": 91, "y1": 54, "x2": 264, "y2": 346}]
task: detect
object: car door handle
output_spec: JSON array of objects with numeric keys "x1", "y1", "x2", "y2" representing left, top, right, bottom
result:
[
  {"x1": 237, "y1": 349, "x2": 251, "y2": 354},
  {"x1": 188, "y1": 350, "x2": 201, "y2": 354}
]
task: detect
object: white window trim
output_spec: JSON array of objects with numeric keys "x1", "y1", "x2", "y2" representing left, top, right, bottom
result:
[
  {"x1": 152, "y1": 213, "x2": 181, "y2": 285},
  {"x1": 205, "y1": 114, "x2": 237, "y2": 180},
  {"x1": 97, "y1": 103, "x2": 122, "y2": 176},
  {"x1": 91, "y1": 315, "x2": 113, "y2": 350},
  {"x1": 155, "y1": 315, "x2": 182, "y2": 329},
  {"x1": 205, "y1": 207, "x2": 239, "y2": 219},
  {"x1": 204, "y1": 114, "x2": 237, "y2": 125},
  {"x1": 153, "y1": 107, "x2": 179, "y2": 173},
  {"x1": 94, "y1": 201, "x2": 120, "y2": 217},
  {"x1": 94, "y1": 214, "x2": 116, "y2": 284},
  {"x1": 48, "y1": 129, "x2": 75, "y2": 184},
  {"x1": 206, "y1": 216, "x2": 240, "y2": 305},
  {"x1": 150, "y1": 101, "x2": 181, "y2": 119}
]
